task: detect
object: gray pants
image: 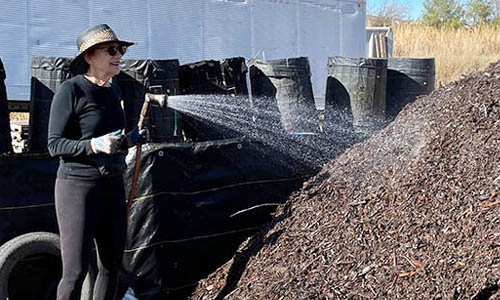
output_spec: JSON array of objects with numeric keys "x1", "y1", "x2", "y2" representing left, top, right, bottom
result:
[{"x1": 55, "y1": 177, "x2": 126, "y2": 300}]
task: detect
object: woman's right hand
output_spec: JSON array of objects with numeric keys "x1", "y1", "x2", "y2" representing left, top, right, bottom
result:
[{"x1": 90, "y1": 129, "x2": 124, "y2": 154}]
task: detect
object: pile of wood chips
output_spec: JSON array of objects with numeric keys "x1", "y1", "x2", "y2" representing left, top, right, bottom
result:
[{"x1": 190, "y1": 61, "x2": 500, "y2": 299}]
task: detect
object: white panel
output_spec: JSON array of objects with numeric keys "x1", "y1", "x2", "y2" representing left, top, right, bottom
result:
[
  {"x1": 149, "y1": 0, "x2": 203, "y2": 63},
  {"x1": 298, "y1": 1, "x2": 342, "y2": 101},
  {"x1": 0, "y1": 0, "x2": 366, "y2": 100},
  {"x1": 88, "y1": 0, "x2": 149, "y2": 60},
  {"x1": 339, "y1": 0, "x2": 366, "y2": 57},
  {"x1": 29, "y1": 0, "x2": 89, "y2": 57},
  {"x1": 251, "y1": 0, "x2": 297, "y2": 60},
  {"x1": 203, "y1": 0, "x2": 251, "y2": 61},
  {"x1": 0, "y1": 1, "x2": 29, "y2": 100}
]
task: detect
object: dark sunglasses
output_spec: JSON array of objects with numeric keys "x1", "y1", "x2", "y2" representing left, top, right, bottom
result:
[{"x1": 97, "y1": 45, "x2": 127, "y2": 56}]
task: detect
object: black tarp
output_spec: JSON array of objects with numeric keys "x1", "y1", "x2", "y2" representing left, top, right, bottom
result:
[
  {"x1": 114, "y1": 59, "x2": 184, "y2": 143},
  {"x1": 29, "y1": 57, "x2": 72, "y2": 152},
  {"x1": 0, "y1": 58, "x2": 12, "y2": 154},
  {"x1": 0, "y1": 152, "x2": 59, "y2": 246},
  {"x1": 122, "y1": 139, "x2": 305, "y2": 298}
]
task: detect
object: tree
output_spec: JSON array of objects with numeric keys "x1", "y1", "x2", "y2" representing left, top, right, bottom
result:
[
  {"x1": 465, "y1": 0, "x2": 495, "y2": 25},
  {"x1": 369, "y1": 1, "x2": 410, "y2": 26},
  {"x1": 422, "y1": 0, "x2": 466, "y2": 28}
]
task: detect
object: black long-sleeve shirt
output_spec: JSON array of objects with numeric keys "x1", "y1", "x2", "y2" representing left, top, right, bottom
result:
[{"x1": 48, "y1": 75, "x2": 126, "y2": 180}]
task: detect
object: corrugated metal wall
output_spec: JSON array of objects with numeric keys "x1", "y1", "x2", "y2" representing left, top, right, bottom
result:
[{"x1": 0, "y1": 0, "x2": 365, "y2": 101}]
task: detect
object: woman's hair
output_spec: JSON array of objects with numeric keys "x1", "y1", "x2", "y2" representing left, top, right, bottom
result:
[{"x1": 82, "y1": 47, "x2": 97, "y2": 73}]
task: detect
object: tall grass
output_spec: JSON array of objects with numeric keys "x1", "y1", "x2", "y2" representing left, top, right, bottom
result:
[{"x1": 393, "y1": 23, "x2": 500, "y2": 86}]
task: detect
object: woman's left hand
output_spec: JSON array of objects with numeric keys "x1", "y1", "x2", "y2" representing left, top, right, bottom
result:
[{"x1": 125, "y1": 125, "x2": 150, "y2": 146}]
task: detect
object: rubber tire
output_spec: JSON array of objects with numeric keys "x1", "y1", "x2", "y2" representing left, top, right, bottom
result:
[
  {"x1": 0, "y1": 232, "x2": 93, "y2": 300},
  {"x1": 0, "y1": 232, "x2": 61, "y2": 299}
]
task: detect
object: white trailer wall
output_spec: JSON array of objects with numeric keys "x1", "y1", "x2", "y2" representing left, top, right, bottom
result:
[{"x1": 0, "y1": 0, "x2": 366, "y2": 102}]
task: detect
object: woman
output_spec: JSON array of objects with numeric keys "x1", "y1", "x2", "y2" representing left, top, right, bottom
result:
[{"x1": 48, "y1": 24, "x2": 145, "y2": 300}]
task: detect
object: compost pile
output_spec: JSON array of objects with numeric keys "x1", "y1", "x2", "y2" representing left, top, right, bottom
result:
[{"x1": 190, "y1": 61, "x2": 500, "y2": 300}]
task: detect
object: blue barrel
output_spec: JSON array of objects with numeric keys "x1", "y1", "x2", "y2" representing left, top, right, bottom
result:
[
  {"x1": 386, "y1": 58, "x2": 435, "y2": 118},
  {"x1": 326, "y1": 56, "x2": 387, "y2": 127},
  {"x1": 0, "y1": 58, "x2": 12, "y2": 154}
]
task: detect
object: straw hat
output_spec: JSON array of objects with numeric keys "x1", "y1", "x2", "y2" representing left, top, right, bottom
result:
[{"x1": 69, "y1": 24, "x2": 134, "y2": 74}]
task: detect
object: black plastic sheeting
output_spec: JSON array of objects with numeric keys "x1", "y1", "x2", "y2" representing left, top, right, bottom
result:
[
  {"x1": 0, "y1": 152, "x2": 59, "y2": 246},
  {"x1": 0, "y1": 58, "x2": 12, "y2": 154},
  {"x1": 29, "y1": 57, "x2": 72, "y2": 152},
  {"x1": 122, "y1": 139, "x2": 306, "y2": 298},
  {"x1": 114, "y1": 59, "x2": 184, "y2": 143},
  {"x1": 386, "y1": 58, "x2": 435, "y2": 118},
  {"x1": 326, "y1": 56, "x2": 387, "y2": 127},
  {"x1": 249, "y1": 57, "x2": 318, "y2": 133}
]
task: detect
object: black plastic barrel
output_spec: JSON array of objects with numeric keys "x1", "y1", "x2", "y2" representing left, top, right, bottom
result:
[
  {"x1": 0, "y1": 58, "x2": 12, "y2": 154},
  {"x1": 220, "y1": 57, "x2": 248, "y2": 95},
  {"x1": 386, "y1": 58, "x2": 435, "y2": 118},
  {"x1": 114, "y1": 59, "x2": 183, "y2": 142},
  {"x1": 29, "y1": 57, "x2": 72, "y2": 152},
  {"x1": 177, "y1": 57, "x2": 250, "y2": 141},
  {"x1": 179, "y1": 60, "x2": 225, "y2": 94},
  {"x1": 249, "y1": 57, "x2": 317, "y2": 133},
  {"x1": 326, "y1": 56, "x2": 387, "y2": 127},
  {"x1": 179, "y1": 57, "x2": 248, "y2": 95}
]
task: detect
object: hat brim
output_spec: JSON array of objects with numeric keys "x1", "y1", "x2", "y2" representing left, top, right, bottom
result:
[{"x1": 69, "y1": 40, "x2": 134, "y2": 75}]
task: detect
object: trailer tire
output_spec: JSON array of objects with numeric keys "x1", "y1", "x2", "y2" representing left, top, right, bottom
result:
[
  {"x1": 0, "y1": 232, "x2": 93, "y2": 300},
  {"x1": 0, "y1": 232, "x2": 61, "y2": 300}
]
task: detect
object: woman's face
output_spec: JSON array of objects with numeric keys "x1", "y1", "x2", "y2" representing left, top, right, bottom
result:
[{"x1": 85, "y1": 42, "x2": 126, "y2": 78}]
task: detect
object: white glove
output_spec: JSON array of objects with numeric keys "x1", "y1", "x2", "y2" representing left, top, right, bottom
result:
[{"x1": 90, "y1": 129, "x2": 124, "y2": 154}]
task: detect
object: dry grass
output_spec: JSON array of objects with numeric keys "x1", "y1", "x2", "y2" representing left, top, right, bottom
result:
[{"x1": 393, "y1": 23, "x2": 500, "y2": 86}]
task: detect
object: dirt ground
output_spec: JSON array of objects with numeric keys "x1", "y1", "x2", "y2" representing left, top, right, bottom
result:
[{"x1": 190, "y1": 61, "x2": 500, "y2": 299}]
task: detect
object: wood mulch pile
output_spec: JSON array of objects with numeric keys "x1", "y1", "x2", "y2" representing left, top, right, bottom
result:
[{"x1": 190, "y1": 61, "x2": 500, "y2": 300}]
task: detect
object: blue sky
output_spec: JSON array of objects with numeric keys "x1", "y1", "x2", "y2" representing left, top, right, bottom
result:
[{"x1": 367, "y1": 0, "x2": 425, "y2": 20}]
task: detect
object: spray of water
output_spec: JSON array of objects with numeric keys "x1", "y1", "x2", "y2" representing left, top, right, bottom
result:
[{"x1": 166, "y1": 94, "x2": 379, "y2": 175}]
